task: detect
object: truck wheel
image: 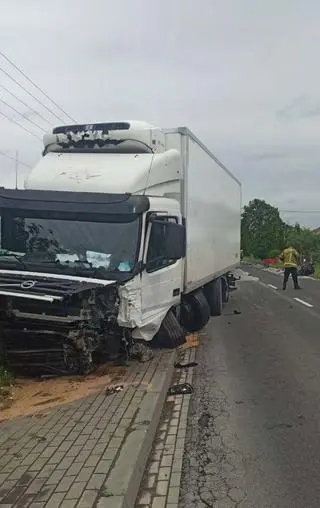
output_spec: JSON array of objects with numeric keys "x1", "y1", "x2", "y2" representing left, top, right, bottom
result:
[
  {"x1": 222, "y1": 277, "x2": 229, "y2": 304},
  {"x1": 181, "y1": 290, "x2": 211, "y2": 332},
  {"x1": 154, "y1": 310, "x2": 186, "y2": 348},
  {"x1": 204, "y1": 278, "x2": 223, "y2": 316}
]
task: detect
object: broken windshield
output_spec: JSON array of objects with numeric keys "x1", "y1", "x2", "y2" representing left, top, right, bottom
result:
[{"x1": 0, "y1": 211, "x2": 140, "y2": 279}]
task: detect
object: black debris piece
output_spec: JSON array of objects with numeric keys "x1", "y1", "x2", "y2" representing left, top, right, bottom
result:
[
  {"x1": 168, "y1": 383, "x2": 193, "y2": 396},
  {"x1": 174, "y1": 362, "x2": 198, "y2": 369},
  {"x1": 130, "y1": 342, "x2": 154, "y2": 362},
  {"x1": 233, "y1": 310, "x2": 241, "y2": 315}
]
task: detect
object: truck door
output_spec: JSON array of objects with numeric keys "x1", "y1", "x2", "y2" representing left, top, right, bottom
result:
[{"x1": 138, "y1": 214, "x2": 183, "y2": 339}]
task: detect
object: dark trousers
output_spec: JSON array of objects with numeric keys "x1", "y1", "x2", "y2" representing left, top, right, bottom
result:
[{"x1": 283, "y1": 267, "x2": 299, "y2": 290}]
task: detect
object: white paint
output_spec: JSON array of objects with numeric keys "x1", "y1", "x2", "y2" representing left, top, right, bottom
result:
[
  {"x1": 268, "y1": 283, "x2": 278, "y2": 290},
  {"x1": 0, "y1": 290, "x2": 62, "y2": 302},
  {"x1": 293, "y1": 297, "x2": 314, "y2": 308},
  {"x1": 0, "y1": 269, "x2": 116, "y2": 286}
]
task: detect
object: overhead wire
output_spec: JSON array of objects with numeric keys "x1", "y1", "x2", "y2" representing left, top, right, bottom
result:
[
  {"x1": 0, "y1": 64, "x2": 66, "y2": 123},
  {"x1": 280, "y1": 210, "x2": 320, "y2": 214},
  {"x1": 0, "y1": 150, "x2": 32, "y2": 169},
  {"x1": 0, "y1": 109, "x2": 42, "y2": 140},
  {"x1": 0, "y1": 84, "x2": 52, "y2": 125},
  {"x1": 0, "y1": 51, "x2": 76, "y2": 123},
  {"x1": 0, "y1": 97, "x2": 46, "y2": 132}
]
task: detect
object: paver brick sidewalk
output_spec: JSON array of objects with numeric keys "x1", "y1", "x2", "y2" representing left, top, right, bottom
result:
[{"x1": 0, "y1": 351, "x2": 175, "y2": 508}]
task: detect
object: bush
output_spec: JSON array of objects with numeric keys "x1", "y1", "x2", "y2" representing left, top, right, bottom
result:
[
  {"x1": 268, "y1": 249, "x2": 281, "y2": 259},
  {"x1": 0, "y1": 366, "x2": 13, "y2": 387}
]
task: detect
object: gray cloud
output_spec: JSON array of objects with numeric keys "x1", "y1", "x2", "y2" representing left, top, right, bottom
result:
[
  {"x1": 0, "y1": 0, "x2": 320, "y2": 226},
  {"x1": 277, "y1": 95, "x2": 320, "y2": 121}
]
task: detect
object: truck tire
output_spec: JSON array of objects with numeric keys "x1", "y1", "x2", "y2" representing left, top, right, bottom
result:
[
  {"x1": 204, "y1": 278, "x2": 223, "y2": 316},
  {"x1": 222, "y1": 276, "x2": 229, "y2": 304},
  {"x1": 181, "y1": 290, "x2": 211, "y2": 333},
  {"x1": 154, "y1": 310, "x2": 186, "y2": 348}
]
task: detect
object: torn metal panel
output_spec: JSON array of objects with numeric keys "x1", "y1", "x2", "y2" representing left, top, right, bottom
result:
[{"x1": 117, "y1": 277, "x2": 171, "y2": 342}]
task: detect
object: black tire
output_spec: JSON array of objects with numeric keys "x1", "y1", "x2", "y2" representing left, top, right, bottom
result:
[
  {"x1": 181, "y1": 290, "x2": 211, "y2": 332},
  {"x1": 153, "y1": 310, "x2": 186, "y2": 348},
  {"x1": 221, "y1": 277, "x2": 229, "y2": 304},
  {"x1": 204, "y1": 278, "x2": 223, "y2": 316}
]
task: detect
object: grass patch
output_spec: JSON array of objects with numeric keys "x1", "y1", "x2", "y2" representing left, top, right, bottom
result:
[
  {"x1": 0, "y1": 365, "x2": 14, "y2": 410},
  {"x1": 242, "y1": 255, "x2": 261, "y2": 265},
  {"x1": 0, "y1": 365, "x2": 13, "y2": 388}
]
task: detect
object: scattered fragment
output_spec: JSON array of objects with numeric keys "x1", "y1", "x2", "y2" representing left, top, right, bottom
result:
[
  {"x1": 180, "y1": 333, "x2": 200, "y2": 350},
  {"x1": 168, "y1": 383, "x2": 193, "y2": 396},
  {"x1": 174, "y1": 361, "x2": 198, "y2": 369},
  {"x1": 105, "y1": 385, "x2": 124, "y2": 397},
  {"x1": 130, "y1": 342, "x2": 154, "y2": 362},
  {"x1": 233, "y1": 310, "x2": 241, "y2": 315}
]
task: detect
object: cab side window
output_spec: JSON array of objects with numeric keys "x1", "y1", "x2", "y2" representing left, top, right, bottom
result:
[{"x1": 146, "y1": 217, "x2": 178, "y2": 273}]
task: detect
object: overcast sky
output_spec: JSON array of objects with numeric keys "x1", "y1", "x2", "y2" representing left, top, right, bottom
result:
[{"x1": 0, "y1": 0, "x2": 320, "y2": 226}]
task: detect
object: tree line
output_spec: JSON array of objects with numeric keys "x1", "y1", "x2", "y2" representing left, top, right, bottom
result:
[{"x1": 241, "y1": 199, "x2": 320, "y2": 260}]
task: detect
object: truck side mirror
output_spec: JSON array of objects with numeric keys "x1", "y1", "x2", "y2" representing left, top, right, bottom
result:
[
  {"x1": 164, "y1": 221, "x2": 186, "y2": 260},
  {"x1": 150, "y1": 219, "x2": 186, "y2": 261}
]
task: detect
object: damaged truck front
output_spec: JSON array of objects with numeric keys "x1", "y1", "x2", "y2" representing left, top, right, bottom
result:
[
  {"x1": 0, "y1": 121, "x2": 241, "y2": 375},
  {"x1": 0, "y1": 190, "x2": 184, "y2": 374}
]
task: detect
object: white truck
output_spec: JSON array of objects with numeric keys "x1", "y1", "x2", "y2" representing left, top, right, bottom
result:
[{"x1": 0, "y1": 121, "x2": 241, "y2": 374}]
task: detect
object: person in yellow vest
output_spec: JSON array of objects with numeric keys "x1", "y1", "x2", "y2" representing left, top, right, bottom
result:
[{"x1": 279, "y1": 246, "x2": 301, "y2": 290}]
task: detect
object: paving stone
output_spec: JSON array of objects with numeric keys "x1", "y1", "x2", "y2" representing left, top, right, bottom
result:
[
  {"x1": 64, "y1": 481, "x2": 86, "y2": 500},
  {"x1": 0, "y1": 352, "x2": 175, "y2": 508},
  {"x1": 135, "y1": 348, "x2": 195, "y2": 508},
  {"x1": 77, "y1": 489, "x2": 98, "y2": 507},
  {"x1": 86, "y1": 473, "x2": 105, "y2": 490},
  {"x1": 55, "y1": 475, "x2": 76, "y2": 493},
  {"x1": 45, "y1": 491, "x2": 65, "y2": 507},
  {"x1": 152, "y1": 498, "x2": 167, "y2": 508},
  {"x1": 156, "y1": 480, "x2": 169, "y2": 496},
  {"x1": 167, "y1": 486, "x2": 180, "y2": 504}
]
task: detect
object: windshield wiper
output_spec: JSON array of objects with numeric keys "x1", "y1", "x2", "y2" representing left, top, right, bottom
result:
[{"x1": 0, "y1": 251, "x2": 29, "y2": 270}]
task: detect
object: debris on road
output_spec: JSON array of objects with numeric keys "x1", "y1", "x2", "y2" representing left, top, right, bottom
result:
[
  {"x1": 174, "y1": 361, "x2": 198, "y2": 369},
  {"x1": 168, "y1": 382, "x2": 193, "y2": 395},
  {"x1": 130, "y1": 342, "x2": 154, "y2": 362},
  {"x1": 180, "y1": 332, "x2": 200, "y2": 350},
  {"x1": 105, "y1": 384, "x2": 124, "y2": 396}
]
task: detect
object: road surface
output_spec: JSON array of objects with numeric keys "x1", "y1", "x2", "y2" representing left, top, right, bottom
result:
[{"x1": 179, "y1": 267, "x2": 320, "y2": 508}]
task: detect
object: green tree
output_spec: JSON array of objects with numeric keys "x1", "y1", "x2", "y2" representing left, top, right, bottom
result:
[
  {"x1": 286, "y1": 226, "x2": 320, "y2": 260},
  {"x1": 241, "y1": 199, "x2": 286, "y2": 259}
]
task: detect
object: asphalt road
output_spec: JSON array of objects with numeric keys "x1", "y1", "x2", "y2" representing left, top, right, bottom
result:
[{"x1": 179, "y1": 268, "x2": 320, "y2": 508}]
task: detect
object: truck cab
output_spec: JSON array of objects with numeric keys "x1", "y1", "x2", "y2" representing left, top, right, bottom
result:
[{"x1": 0, "y1": 122, "x2": 187, "y2": 374}]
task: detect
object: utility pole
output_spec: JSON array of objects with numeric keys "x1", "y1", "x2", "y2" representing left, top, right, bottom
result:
[{"x1": 15, "y1": 150, "x2": 18, "y2": 189}]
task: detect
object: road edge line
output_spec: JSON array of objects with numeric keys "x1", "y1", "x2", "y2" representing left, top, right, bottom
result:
[{"x1": 293, "y1": 297, "x2": 314, "y2": 308}]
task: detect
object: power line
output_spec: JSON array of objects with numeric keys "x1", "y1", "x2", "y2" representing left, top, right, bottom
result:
[
  {"x1": 0, "y1": 109, "x2": 41, "y2": 140},
  {"x1": 280, "y1": 209, "x2": 320, "y2": 214},
  {"x1": 0, "y1": 64, "x2": 66, "y2": 123},
  {"x1": 0, "y1": 84, "x2": 52, "y2": 125},
  {"x1": 0, "y1": 150, "x2": 32, "y2": 168},
  {"x1": 0, "y1": 97, "x2": 45, "y2": 132},
  {"x1": 0, "y1": 51, "x2": 76, "y2": 123}
]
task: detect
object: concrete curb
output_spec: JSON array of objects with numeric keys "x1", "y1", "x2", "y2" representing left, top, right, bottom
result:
[{"x1": 97, "y1": 350, "x2": 176, "y2": 508}]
